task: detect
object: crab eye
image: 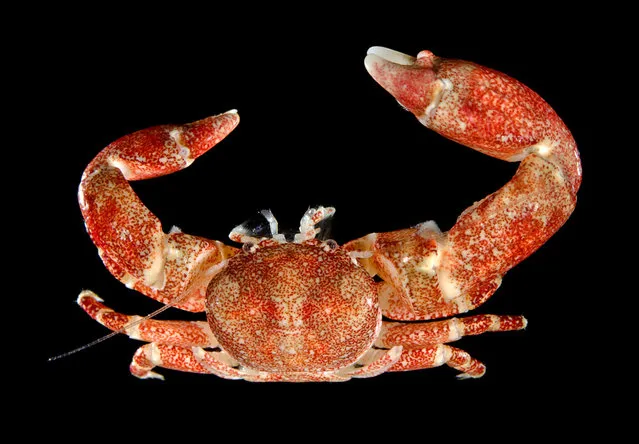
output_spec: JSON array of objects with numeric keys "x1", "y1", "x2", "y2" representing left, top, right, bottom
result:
[
  {"x1": 237, "y1": 212, "x2": 274, "y2": 238},
  {"x1": 324, "y1": 239, "x2": 338, "y2": 250}
]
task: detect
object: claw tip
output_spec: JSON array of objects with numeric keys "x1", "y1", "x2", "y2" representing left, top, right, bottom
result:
[
  {"x1": 77, "y1": 290, "x2": 103, "y2": 304},
  {"x1": 141, "y1": 371, "x2": 165, "y2": 381},
  {"x1": 365, "y1": 46, "x2": 416, "y2": 66},
  {"x1": 366, "y1": 46, "x2": 384, "y2": 55}
]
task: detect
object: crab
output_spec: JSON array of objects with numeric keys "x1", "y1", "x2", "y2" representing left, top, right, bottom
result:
[{"x1": 72, "y1": 46, "x2": 581, "y2": 381}]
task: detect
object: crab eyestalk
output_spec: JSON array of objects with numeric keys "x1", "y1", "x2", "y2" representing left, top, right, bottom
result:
[{"x1": 364, "y1": 47, "x2": 446, "y2": 119}]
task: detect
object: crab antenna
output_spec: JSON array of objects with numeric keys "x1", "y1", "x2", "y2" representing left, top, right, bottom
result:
[{"x1": 48, "y1": 292, "x2": 187, "y2": 362}]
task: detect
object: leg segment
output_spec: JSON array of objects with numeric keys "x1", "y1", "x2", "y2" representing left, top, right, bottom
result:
[
  {"x1": 377, "y1": 314, "x2": 527, "y2": 349},
  {"x1": 77, "y1": 290, "x2": 217, "y2": 347},
  {"x1": 389, "y1": 344, "x2": 486, "y2": 379},
  {"x1": 79, "y1": 111, "x2": 240, "y2": 310},
  {"x1": 130, "y1": 343, "x2": 243, "y2": 380},
  {"x1": 345, "y1": 222, "x2": 507, "y2": 320},
  {"x1": 336, "y1": 346, "x2": 403, "y2": 379}
]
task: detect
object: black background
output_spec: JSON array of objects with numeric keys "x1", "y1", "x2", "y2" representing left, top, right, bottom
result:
[{"x1": 38, "y1": 7, "x2": 610, "y2": 425}]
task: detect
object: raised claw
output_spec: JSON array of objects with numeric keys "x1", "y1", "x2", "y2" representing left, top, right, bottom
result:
[
  {"x1": 86, "y1": 110, "x2": 240, "y2": 181},
  {"x1": 355, "y1": 46, "x2": 582, "y2": 321},
  {"x1": 79, "y1": 111, "x2": 240, "y2": 305}
]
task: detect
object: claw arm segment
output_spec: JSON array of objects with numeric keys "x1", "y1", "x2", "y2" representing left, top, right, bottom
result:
[
  {"x1": 346, "y1": 223, "x2": 501, "y2": 320},
  {"x1": 98, "y1": 230, "x2": 238, "y2": 312},
  {"x1": 79, "y1": 111, "x2": 240, "y2": 306},
  {"x1": 80, "y1": 164, "x2": 166, "y2": 289},
  {"x1": 441, "y1": 153, "x2": 576, "y2": 297}
]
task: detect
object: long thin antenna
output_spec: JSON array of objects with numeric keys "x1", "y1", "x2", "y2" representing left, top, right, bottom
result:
[
  {"x1": 49, "y1": 330, "x2": 126, "y2": 362},
  {"x1": 48, "y1": 294, "x2": 182, "y2": 362}
]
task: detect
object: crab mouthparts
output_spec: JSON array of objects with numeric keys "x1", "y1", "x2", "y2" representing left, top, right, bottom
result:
[{"x1": 229, "y1": 206, "x2": 336, "y2": 245}]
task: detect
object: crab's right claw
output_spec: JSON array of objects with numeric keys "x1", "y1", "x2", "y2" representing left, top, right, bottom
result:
[{"x1": 79, "y1": 110, "x2": 241, "y2": 308}]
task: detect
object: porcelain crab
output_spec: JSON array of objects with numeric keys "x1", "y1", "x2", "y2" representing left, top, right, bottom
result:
[{"x1": 73, "y1": 47, "x2": 581, "y2": 381}]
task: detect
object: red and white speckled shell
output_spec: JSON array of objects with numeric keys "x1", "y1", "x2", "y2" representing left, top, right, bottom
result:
[{"x1": 206, "y1": 242, "x2": 381, "y2": 373}]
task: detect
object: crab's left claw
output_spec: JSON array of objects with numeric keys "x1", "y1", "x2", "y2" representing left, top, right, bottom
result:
[{"x1": 364, "y1": 47, "x2": 446, "y2": 119}]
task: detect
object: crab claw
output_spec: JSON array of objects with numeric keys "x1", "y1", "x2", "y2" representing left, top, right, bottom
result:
[{"x1": 364, "y1": 47, "x2": 445, "y2": 119}]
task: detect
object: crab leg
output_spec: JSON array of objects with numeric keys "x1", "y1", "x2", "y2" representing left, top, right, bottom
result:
[
  {"x1": 131, "y1": 343, "x2": 244, "y2": 380},
  {"x1": 76, "y1": 291, "x2": 242, "y2": 380},
  {"x1": 377, "y1": 314, "x2": 527, "y2": 349},
  {"x1": 79, "y1": 112, "x2": 240, "y2": 311},
  {"x1": 77, "y1": 290, "x2": 216, "y2": 347},
  {"x1": 129, "y1": 344, "x2": 358, "y2": 381},
  {"x1": 131, "y1": 342, "x2": 481, "y2": 380},
  {"x1": 351, "y1": 47, "x2": 582, "y2": 320},
  {"x1": 389, "y1": 344, "x2": 486, "y2": 379}
]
